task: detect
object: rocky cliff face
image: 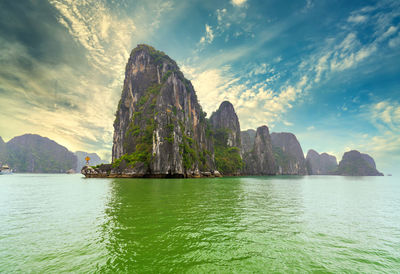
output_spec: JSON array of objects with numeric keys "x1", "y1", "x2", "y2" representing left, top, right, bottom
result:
[
  {"x1": 242, "y1": 126, "x2": 275, "y2": 175},
  {"x1": 271, "y1": 132, "x2": 307, "y2": 175},
  {"x1": 75, "y1": 151, "x2": 104, "y2": 172},
  {"x1": 210, "y1": 101, "x2": 242, "y2": 175},
  {"x1": 306, "y1": 149, "x2": 337, "y2": 175},
  {"x1": 336, "y1": 150, "x2": 383, "y2": 176},
  {"x1": 360, "y1": 153, "x2": 376, "y2": 170},
  {"x1": 210, "y1": 101, "x2": 241, "y2": 148},
  {"x1": 111, "y1": 44, "x2": 215, "y2": 177},
  {"x1": 240, "y1": 129, "x2": 256, "y2": 155},
  {"x1": 2, "y1": 134, "x2": 76, "y2": 173}
]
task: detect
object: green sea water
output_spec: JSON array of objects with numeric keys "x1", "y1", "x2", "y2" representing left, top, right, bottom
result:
[{"x1": 0, "y1": 174, "x2": 399, "y2": 272}]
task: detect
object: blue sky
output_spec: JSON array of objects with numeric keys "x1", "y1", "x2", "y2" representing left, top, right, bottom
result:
[{"x1": 0, "y1": 0, "x2": 399, "y2": 173}]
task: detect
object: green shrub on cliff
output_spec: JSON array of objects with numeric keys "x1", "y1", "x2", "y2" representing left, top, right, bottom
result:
[
  {"x1": 215, "y1": 146, "x2": 242, "y2": 175},
  {"x1": 212, "y1": 128, "x2": 243, "y2": 175}
]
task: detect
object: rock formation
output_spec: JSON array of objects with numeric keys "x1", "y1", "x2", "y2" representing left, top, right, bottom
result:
[
  {"x1": 271, "y1": 132, "x2": 307, "y2": 175},
  {"x1": 242, "y1": 126, "x2": 275, "y2": 175},
  {"x1": 79, "y1": 44, "x2": 384, "y2": 178},
  {"x1": 75, "y1": 151, "x2": 104, "y2": 172},
  {"x1": 335, "y1": 150, "x2": 383, "y2": 176},
  {"x1": 306, "y1": 149, "x2": 338, "y2": 175},
  {"x1": 210, "y1": 101, "x2": 242, "y2": 175},
  {"x1": 210, "y1": 101, "x2": 241, "y2": 147},
  {"x1": 240, "y1": 129, "x2": 256, "y2": 155},
  {"x1": 360, "y1": 153, "x2": 376, "y2": 170},
  {"x1": 107, "y1": 44, "x2": 217, "y2": 177},
  {"x1": 1, "y1": 134, "x2": 76, "y2": 173}
]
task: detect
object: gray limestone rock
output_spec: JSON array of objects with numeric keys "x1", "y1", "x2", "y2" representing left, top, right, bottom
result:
[
  {"x1": 306, "y1": 149, "x2": 338, "y2": 175},
  {"x1": 335, "y1": 150, "x2": 383, "y2": 176},
  {"x1": 242, "y1": 126, "x2": 275, "y2": 175},
  {"x1": 210, "y1": 101, "x2": 243, "y2": 175},
  {"x1": 210, "y1": 101, "x2": 241, "y2": 148},
  {"x1": 240, "y1": 129, "x2": 256, "y2": 155},
  {"x1": 271, "y1": 132, "x2": 307, "y2": 175},
  {"x1": 111, "y1": 44, "x2": 215, "y2": 177}
]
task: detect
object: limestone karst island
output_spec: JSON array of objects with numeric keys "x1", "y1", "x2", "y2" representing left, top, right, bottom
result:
[{"x1": 81, "y1": 45, "x2": 383, "y2": 178}]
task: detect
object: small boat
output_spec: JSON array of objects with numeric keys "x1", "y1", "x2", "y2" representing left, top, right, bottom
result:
[
  {"x1": 387, "y1": 174, "x2": 392, "y2": 176},
  {"x1": 0, "y1": 164, "x2": 13, "y2": 175}
]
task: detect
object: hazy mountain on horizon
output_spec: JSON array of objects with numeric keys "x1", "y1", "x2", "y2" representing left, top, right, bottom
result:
[{"x1": 0, "y1": 134, "x2": 76, "y2": 173}]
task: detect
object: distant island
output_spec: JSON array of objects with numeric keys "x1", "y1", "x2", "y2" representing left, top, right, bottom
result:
[
  {"x1": 0, "y1": 134, "x2": 104, "y2": 173},
  {"x1": 82, "y1": 45, "x2": 383, "y2": 178}
]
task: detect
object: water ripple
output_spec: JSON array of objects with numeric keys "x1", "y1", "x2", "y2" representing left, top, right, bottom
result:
[{"x1": 0, "y1": 175, "x2": 399, "y2": 272}]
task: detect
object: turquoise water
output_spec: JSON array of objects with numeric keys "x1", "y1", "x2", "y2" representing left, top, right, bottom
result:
[{"x1": 0, "y1": 174, "x2": 399, "y2": 272}]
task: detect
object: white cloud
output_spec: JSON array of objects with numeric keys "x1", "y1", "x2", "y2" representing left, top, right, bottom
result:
[
  {"x1": 283, "y1": 121, "x2": 293, "y2": 126},
  {"x1": 347, "y1": 15, "x2": 368, "y2": 24},
  {"x1": 199, "y1": 24, "x2": 214, "y2": 44},
  {"x1": 231, "y1": 0, "x2": 247, "y2": 7},
  {"x1": 379, "y1": 26, "x2": 397, "y2": 41},
  {"x1": 369, "y1": 100, "x2": 400, "y2": 132},
  {"x1": 188, "y1": 1, "x2": 400, "y2": 135},
  {"x1": 306, "y1": 0, "x2": 314, "y2": 9},
  {"x1": 389, "y1": 33, "x2": 400, "y2": 48},
  {"x1": 182, "y1": 62, "x2": 309, "y2": 130},
  {"x1": 314, "y1": 53, "x2": 330, "y2": 82},
  {"x1": 197, "y1": 3, "x2": 251, "y2": 51},
  {"x1": 11, "y1": 0, "x2": 172, "y2": 161},
  {"x1": 50, "y1": 0, "x2": 136, "y2": 77},
  {"x1": 344, "y1": 100, "x2": 400, "y2": 173},
  {"x1": 249, "y1": 63, "x2": 268, "y2": 76},
  {"x1": 216, "y1": 8, "x2": 227, "y2": 23},
  {"x1": 0, "y1": 38, "x2": 116, "y2": 160}
]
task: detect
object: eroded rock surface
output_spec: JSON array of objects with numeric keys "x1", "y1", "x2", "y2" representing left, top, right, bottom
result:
[
  {"x1": 306, "y1": 149, "x2": 338, "y2": 175},
  {"x1": 271, "y1": 132, "x2": 307, "y2": 175},
  {"x1": 210, "y1": 101, "x2": 243, "y2": 175},
  {"x1": 335, "y1": 150, "x2": 383, "y2": 176},
  {"x1": 242, "y1": 126, "x2": 275, "y2": 175},
  {"x1": 110, "y1": 44, "x2": 216, "y2": 177},
  {"x1": 240, "y1": 129, "x2": 256, "y2": 155}
]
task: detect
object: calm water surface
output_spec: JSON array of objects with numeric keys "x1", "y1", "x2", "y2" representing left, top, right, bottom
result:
[{"x1": 0, "y1": 174, "x2": 399, "y2": 272}]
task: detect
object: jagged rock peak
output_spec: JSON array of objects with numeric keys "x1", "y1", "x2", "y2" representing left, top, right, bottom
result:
[
  {"x1": 306, "y1": 149, "x2": 338, "y2": 175},
  {"x1": 307, "y1": 149, "x2": 319, "y2": 158},
  {"x1": 240, "y1": 129, "x2": 256, "y2": 154},
  {"x1": 110, "y1": 44, "x2": 216, "y2": 178},
  {"x1": 242, "y1": 125, "x2": 275, "y2": 175},
  {"x1": 210, "y1": 101, "x2": 241, "y2": 148},
  {"x1": 129, "y1": 44, "x2": 179, "y2": 70},
  {"x1": 271, "y1": 132, "x2": 307, "y2": 175},
  {"x1": 336, "y1": 150, "x2": 383, "y2": 176}
]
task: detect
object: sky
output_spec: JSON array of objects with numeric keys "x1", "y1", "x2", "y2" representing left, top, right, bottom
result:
[{"x1": 0, "y1": 0, "x2": 399, "y2": 174}]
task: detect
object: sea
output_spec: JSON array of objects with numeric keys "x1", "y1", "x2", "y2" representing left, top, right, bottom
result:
[{"x1": 1, "y1": 174, "x2": 399, "y2": 272}]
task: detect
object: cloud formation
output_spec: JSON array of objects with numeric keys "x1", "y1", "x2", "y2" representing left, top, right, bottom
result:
[
  {"x1": 231, "y1": 0, "x2": 247, "y2": 7},
  {"x1": 0, "y1": 0, "x2": 172, "y2": 160},
  {"x1": 199, "y1": 24, "x2": 214, "y2": 44}
]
